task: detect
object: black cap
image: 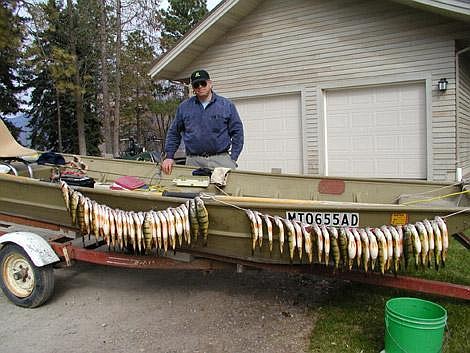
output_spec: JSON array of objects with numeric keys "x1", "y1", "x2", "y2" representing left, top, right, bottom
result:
[{"x1": 190, "y1": 69, "x2": 210, "y2": 85}]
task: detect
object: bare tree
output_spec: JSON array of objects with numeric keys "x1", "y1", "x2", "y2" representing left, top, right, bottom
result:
[
  {"x1": 21, "y1": 1, "x2": 70, "y2": 152},
  {"x1": 112, "y1": 0, "x2": 122, "y2": 157},
  {"x1": 67, "y1": 0, "x2": 87, "y2": 155},
  {"x1": 99, "y1": 0, "x2": 112, "y2": 154}
]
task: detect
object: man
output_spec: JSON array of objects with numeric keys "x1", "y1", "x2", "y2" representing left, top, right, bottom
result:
[{"x1": 161, "y1": 69, "x2": 244, "y2": 175}]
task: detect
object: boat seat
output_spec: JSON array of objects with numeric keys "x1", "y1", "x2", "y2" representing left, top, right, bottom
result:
[{"x1": 0, "y1": 119, "x2": 38, "y2": 178}]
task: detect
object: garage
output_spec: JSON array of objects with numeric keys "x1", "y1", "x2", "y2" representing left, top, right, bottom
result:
[
  {"x1": 233, "y1": 94, "x2": 303, "y2": 174},
  {"x1": 325, "y1": 83, "x2": 427, "y2": 179}
]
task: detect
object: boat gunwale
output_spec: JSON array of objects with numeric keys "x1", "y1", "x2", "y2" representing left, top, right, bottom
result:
[
  {"x1": 1, "y1": 173, "x2": 469, "y2": 214},
  {"x1": 70, "y1": 154, "x2": 461, "y2": 187}
]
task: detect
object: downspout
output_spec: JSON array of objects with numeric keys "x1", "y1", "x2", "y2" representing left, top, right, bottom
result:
[{"x1": 455, "y1": 45, "x2": 470, "y2": 181}]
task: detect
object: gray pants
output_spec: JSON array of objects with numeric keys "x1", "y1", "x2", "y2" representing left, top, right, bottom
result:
[{"x1": 186, "y1": 152, "x2": 237, "y2": 169}]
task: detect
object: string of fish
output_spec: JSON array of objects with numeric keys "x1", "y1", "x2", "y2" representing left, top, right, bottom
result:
[
  {"x1": 249, "y1": 214, "x2": 449, "y2": 275},
  {"x1": 199, "y1": 192, "x2": 450, "y2": 275},
  {"x1": 59, "y1": 181, "x2": 209, "y2": 254}
]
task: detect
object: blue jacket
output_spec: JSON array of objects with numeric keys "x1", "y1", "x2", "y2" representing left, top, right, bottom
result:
[{"x1": 165, "y1": 92, "x2": 244, "y2": 161}]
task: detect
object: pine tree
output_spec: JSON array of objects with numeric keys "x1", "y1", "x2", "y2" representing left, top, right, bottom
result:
[
  {"x1": 26, "y1": 0, "x2": 72, "y2": 152},
  {"x1": 154, "y1": 0, "x2": 208, "y2": 154},
  {"x1": 159, "y1": 0, "x2": 208, "y2": 52},
  {"x1": 0, "y1": 0, "x2": 25, "y2": 137},
  {"x1": 25, "y1": 0, "x2": 102, "y2": 154},
  {"x1": 120, "y1": 30, "x2": 156, "y2": 149}
]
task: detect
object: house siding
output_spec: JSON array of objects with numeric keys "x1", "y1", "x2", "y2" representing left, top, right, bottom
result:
[
  {"x1": 458, "y1": 53, "x2": 470, "y2": 176},
  {"x1": 183, "y1": 0, "x2": 470, "y2": 180}
]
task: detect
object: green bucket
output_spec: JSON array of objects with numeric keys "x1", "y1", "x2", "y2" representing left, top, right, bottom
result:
[{"x1": 384, "y1": 297, "x2": 447, "y2": 353}]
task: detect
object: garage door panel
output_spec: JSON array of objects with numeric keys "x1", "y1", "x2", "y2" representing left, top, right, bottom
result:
[
  {"x1": 329, "y1": 159, "x2": 351, "y2": 171},
  {"x1": 351, "y1": 136, "x2": 372, "y2": 151},
  {"x1": 401, "y1": 110, "x2": 423, "y2": 125},
  {"x1": 283, "y1": 120, "x2": 300, "y2": 133},
  {"x1": 350, "y1": 90, "x2": 373, "y2": 104},
  {"x1": 234, "y1": 94, "x2": 302, "y2": 174},
  {"x1": 284, "y1": 139, "x2": 300, "y2": 153},
  {"x1": 401, "y1": 136, "x2": 424, "y2": 151},
  {"x1": 245, "y1": 120, "x2": 263, "y2": 131},
  {"x1": 352, "y1": 113, "x2": 373, "y2": 127},
  {"x1": 266, "y1": 140, "x2": 283, "y2": 153},
  {"x1": 376, "y1": 88, "x2": 400, "y2": 104},
  {"x1": 402, "y1": 159, "x2": 425, "y2": 176},
  {"x1": 265, "y1": 150, "x2": 287, "y2": 159},
  {"x1": 375, "y1": 135, "x2": 397, "y2": 152},
  {"x1": 328, "y1": 93, "x2": 349, "y2": 105},
  {"x1": 328, "y1": 113, "x2": 349, "y2": 128},
  {"x1": 244, "y1": 161, "x2": 261, "y2": 171},
  {"x1": 376, "y1": 111, "x2": 399, "y2": 126},
  {"x1": 265, "y1": 119, "x2": 283, "y2": 132},
  {"x1": 402, "y1": 85, "x2": 425, "y2": 101},
  {"x1": 326, "y1": 83, "x2": 426, "y2": 179},
  {"x1": 353, "y1": 159, "x2": 375, "y2": 172},
  {"x1": 329, "y1": 136, "x2": 351, "y2": 152},
  {"x1": 285, "y1": 160, "x2": 299, "y2": 172},
  {"x1": 376, "y1": 158, "x2": 399, "y2": 173},
  {"x1": 248, "y1": 140, "x2": 265, "y2": 153}
]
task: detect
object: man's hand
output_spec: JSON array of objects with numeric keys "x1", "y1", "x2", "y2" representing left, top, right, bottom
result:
[{"x1": 161, "y1": 158, "x2": 175, "y2": 175}]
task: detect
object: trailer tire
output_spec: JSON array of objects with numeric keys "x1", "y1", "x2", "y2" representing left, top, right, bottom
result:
[{"x1": 0, "y1": 244, "x2": 54, "y2": 308}]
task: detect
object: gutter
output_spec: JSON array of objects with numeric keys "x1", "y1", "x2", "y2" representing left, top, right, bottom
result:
[
  {"x1": 392, "y1": 0, "x2": 470, "y2": 20},
  {"x1": 455, "y1": 45, "x2": 470, "y2": 180}
]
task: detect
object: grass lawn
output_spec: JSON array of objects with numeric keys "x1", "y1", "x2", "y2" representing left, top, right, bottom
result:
[{"x1": 309, "y1": 237, "x2": 469, "y2": 353}]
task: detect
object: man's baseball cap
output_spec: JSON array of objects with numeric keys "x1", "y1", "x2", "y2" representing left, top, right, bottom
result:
[{"x1": 190, "y1": 69, "x2": 210, "y2": 85}]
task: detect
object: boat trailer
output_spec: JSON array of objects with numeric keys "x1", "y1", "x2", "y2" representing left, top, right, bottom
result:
[{"x1": 0, "y1": 213, "x2": 469, "y2": 308}]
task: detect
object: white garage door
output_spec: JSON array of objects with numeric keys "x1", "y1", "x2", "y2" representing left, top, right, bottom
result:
[
  {"x1": 325, "y1": 83, "x2": 426, "y2": 179},
  {"x1": 233, "y1": 94, "x2": 302, "y2": 174}
]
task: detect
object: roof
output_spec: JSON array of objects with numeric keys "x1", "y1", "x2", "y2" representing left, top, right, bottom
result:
[
  {"x1": 393, "y1": 0, "x2": 470, "y2": 20},
  {"x1": 149, "y1": 0, "x2": 470, "y2": 80},
  {"x1": 149, "y1": 0, "x2": 263, "y2": 80}
]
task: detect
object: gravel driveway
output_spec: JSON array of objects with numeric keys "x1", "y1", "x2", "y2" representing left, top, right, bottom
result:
[{"x1": 0, "y1": 262, "x2": 340, "y2": 353}]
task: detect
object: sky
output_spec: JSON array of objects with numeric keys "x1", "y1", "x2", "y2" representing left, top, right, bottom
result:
[
  {"x1": 161, "y1": 0, "x2": 223, "y2": 11},
  {"x1": 207, "y1": 0, "x2": 223, "y2": 10}
]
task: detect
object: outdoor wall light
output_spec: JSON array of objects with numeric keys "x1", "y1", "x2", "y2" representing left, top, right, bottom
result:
[{"x1": 438, "y1": 78, "x2": 448, "y2": 92}]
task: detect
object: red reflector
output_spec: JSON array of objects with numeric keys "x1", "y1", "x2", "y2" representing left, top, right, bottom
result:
[{"x1": 318, "y1": 179, "x2": 345, "y2": 195}]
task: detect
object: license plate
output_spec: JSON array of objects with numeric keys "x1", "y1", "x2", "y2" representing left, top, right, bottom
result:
[{"x1": 286, "y1": 211, "x2": 359, "y2": 227}]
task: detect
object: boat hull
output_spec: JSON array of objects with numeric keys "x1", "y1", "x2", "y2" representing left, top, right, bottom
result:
[{"x1": 1, "y1": 160, "x2": 469, "y2": 265}]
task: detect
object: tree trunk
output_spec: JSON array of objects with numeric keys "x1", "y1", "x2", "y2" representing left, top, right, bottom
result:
[
  {"x1": 75, "y1": 73, "x2": 87, "y2": 155},
  {"x1": 67, "y1": 0, "x2": 87, "y2": 155},
  {"x1": 136, "y1": 83, "x2": 143, "y2": 147},
  {"x1": 55, "y1": 90, "x2": 63, "y2": 152},
  {"x1": 99, "y1": 0, "x2": 111, "y2": 154},
  {"x1": 112, "y1": 0, "x2": 121, "y2": 157}
]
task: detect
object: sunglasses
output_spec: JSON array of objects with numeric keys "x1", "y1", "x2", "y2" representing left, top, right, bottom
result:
[{"x1": 192, "y1": 81, "x2": 208, "y2": 89}]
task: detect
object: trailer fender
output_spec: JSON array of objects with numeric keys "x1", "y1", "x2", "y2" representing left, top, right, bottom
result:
[{"x1": 0, "y1": 232, "x2": 60, "y2": 267}]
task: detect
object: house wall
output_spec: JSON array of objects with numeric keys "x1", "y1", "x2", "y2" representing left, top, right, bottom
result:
[
  {"x1": 458, "y1": 52, "x2": 470, "y2": 177},
  {"x1": 183, "y1": 0, "x2": 470, "y2": 180}
]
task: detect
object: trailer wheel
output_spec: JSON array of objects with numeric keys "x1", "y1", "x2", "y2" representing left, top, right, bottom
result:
[{"x1": 0, "y1": 244, "x2": 54, "y2": 308}]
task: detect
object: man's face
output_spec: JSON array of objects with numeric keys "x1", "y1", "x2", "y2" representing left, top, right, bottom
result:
[{"x1": 192, "y1": 80, "x2": 212, "y2": 99}]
